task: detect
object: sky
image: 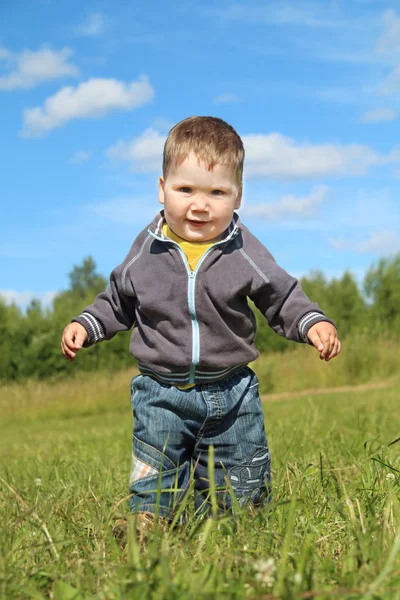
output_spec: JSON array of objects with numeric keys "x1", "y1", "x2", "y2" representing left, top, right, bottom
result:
[{"x1": 1, "y1": 0, "x2": 400, "y2": 310}]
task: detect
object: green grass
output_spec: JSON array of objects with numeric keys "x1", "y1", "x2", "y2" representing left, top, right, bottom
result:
[
  {"x1": 251, "y1": 334, "x2": 400, "y2": 394},
  {"x1": 1, "y1": 366, "x2": 400, "y2": 599}
]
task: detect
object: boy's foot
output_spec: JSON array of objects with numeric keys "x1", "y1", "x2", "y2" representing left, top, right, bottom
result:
[
  {"x1": 112, "y1": 518, "x2": 129, "y2": 547},
  {"x1": 112, "y1": 512, "x2": 166, "y2": 548}
]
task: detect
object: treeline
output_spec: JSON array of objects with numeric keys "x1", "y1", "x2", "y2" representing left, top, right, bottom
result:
[{"x1": 1, "y1": 254, "x2": 399, "y2": 383}]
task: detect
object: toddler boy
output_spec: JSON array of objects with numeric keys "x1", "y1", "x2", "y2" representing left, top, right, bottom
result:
[{"x1": 61, "y1": 116, "x2": 341, "y2": 524}]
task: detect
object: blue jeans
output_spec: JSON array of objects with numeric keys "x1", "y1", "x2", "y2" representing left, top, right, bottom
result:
[{"x1": 129, "y1": 366, "x2": 271, "y2": 518}]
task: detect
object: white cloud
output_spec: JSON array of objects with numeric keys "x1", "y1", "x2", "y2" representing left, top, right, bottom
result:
[
  {"x1": 21, "y1": 76, "x2": 154, "y2": 137},
  {"x1": 150, "y1": 117, "x2": 175, "y2": 131},
  {"x1": 106, "y1": 128, "x2": 166, "y2": 173},
  {"x1": 0, "y1": 242, "x2": 47, "y2": 259},
  {"x1": 106, "y1": 128, "x2": 400, "y2": 181},
  {"x1": 375, "y1": 10, "x2": 400, "y2": 95},
  {"x1": 381, "y1": 65, "x2": 400, "y2": 95},
  {"x1": 0, "y1": 45, "x2": 79, "y2": 91},
  {"x1": 85, "y1": 196, "x2": 156, "y2": 225},
  {"x1": 328, "y1": 238, "x2": 348, "y2": 250},
  {"x1": 270, "y1": 3, "x2": 345, "y2": 28},
  {"x1": 241, "y1": 185, "x2": 327, "y2": 220},
  {"x1": 355, "y1": 231, "x2": 400, "y2": 254},
  {"x1": 201, "y1": 2, "x2": 346, "y2": 28},
  {"x1": 70, "y1": 150, "x2": 91, "y2": 164},
  {"x1": 76, "y1": 12, "x2": 108, "y2": 36},
  {"x1": 375, "y1": 9, "x2": 400, "y2": 58},
  {"x1": 0, "y1": 289, "x2": 57, "y2": 310},
  {"x1": 242, "y1": 133, "x2": 400, "y2": 180},
  {"x1": 321, "y1": 50, "x2": 382, "y2": 66},
  {"x1": 315, "y1": 87, "x2": 369, "y2": 105},
  {"x1": 335, "y1": 188, "x2": 400, "y2": 230},
  {"x1": 329, "y1": 230, "x2": 400, "y2": 255},
  {"x1": 360, "y1": 108, "x2": 397, "y2": 122},
  {"x1": 0, "y1": 47, "x2": 12, "y2": 60},
  {"x1": 213, "y1": 94, "x2": 241, "y2": 104}
]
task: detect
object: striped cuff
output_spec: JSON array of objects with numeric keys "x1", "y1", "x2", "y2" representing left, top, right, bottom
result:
[
  {"x1": 72, "y1": 312, "x2": 105, "y2": 347},
  {"x1": 298, "y1": 312, "x2": 336, "y2": 343}
]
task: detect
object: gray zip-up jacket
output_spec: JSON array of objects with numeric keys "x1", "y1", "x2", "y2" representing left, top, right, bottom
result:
[{"x1": 73, "y1": 211, "x2": 335, "y2": 385}]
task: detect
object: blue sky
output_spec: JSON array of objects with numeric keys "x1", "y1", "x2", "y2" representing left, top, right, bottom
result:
[{"x1": 1, "y1": 0, "x2": 400, "y2": 309}]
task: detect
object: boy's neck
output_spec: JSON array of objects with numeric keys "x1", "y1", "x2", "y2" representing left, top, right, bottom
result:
[{"x1": 164, "y1": 221, "x2": 223, "y2": 244}]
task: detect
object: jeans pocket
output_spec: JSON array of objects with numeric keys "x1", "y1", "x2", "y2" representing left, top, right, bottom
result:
[
  {"x1": 129, "y1": 435, "x2": 178, "y2": 491},
  {"x1": 226, "y1": 366, "x2": 258, "y2": 405},
  {"x1": 246, "y1": 366, "x2": 259, "y2": 387},
  {"x1": 130, "y1": 374, "x2": 144, "y2": 410},
  {"x1": 130, "y1": 373, "x2": 143, "y2": 393},
  {"x1": 132, "y1": 434, "x2": 177, "y2": 474}
]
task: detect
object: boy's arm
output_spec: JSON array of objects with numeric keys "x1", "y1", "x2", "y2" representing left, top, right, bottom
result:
[
  {"x1": 241, "y1": 226, "x2": 340, "y2": 361},
  {"x1": 71, "y1": 255, "x2": 136, "y2": 347},
  {"x1": 248, "y1": 259, "x2": 336, "y2": 344}
]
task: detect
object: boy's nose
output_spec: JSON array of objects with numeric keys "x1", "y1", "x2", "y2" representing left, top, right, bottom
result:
[{"x1": 191, "y1": 195, "x2": 208, "y2": 211}]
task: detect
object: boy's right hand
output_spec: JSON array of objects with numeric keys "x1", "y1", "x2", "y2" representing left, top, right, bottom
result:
[{"x1": 61, "y1": 322, "x2": 88, "y2": 362}]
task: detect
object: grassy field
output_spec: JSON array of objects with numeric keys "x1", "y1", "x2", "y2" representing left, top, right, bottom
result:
[{"x1": 1, "y1": 350, "x2": 400, "y2": 599}]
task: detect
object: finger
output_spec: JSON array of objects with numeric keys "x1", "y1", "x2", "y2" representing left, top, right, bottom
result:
[
  {"x1": 326, "y1": 334, "x2": 336, "y2": 360},
  {"x1": 61, "y1": 339, "x2": 75, "y2": 360},
  {"x1": 326, "y1": 337, "x2": 340, "y2": 361},
  {"x1": 332, "y1": 339, "x2": 341, "y2": 360},
  {"x1": 321, "y1": 337, "x2": 330, "y2": 360},
  {"x1": 73, "y1": 332, "x2": 86, "y2": 350},
  {"x1": 64, "y1": 327, "x2": 82, "y2": 351},
  {"x1": 326, "y1": 340, "x2": 334, "y2": 360},
  {"x1": 308, "y1": 332, "x2": 324, "y2": 352},
  {"x1": 64, "y1": 347, "x2": 76, "y2": 361},
  {"x1": 64, "y1": 336, "x2": 77, "y2": 351},
  {"x1": 319, "y1": 335, "x2": 331, "y2": 359}
]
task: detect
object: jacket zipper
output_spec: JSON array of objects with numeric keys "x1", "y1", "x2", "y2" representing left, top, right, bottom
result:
[{"x1": 148, "y1": 227, "x2": 238, "y2": 383}]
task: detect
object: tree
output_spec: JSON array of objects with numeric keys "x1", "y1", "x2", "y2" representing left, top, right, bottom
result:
[
  {"x1": 300, "y1": 270, "x2": 331, "y2": 313},
  {"x1": 52, "y1": 256, "x2": 134, "y2": 377},
  {"x1": 3, "y1": 254, "x2": 399, "y2": 383},
  {"x1": 327, "y1": 271, "x2": 367, "y2": 334},
  {"x1": 0, "y1": 298, "x2": 23, "y2": 381},
  {"x1": 68, "y1": 256, "x2": 107, "y2": 298},
  {"x1": 364, "y1": 254, "x2": 400, "y2": 331}
]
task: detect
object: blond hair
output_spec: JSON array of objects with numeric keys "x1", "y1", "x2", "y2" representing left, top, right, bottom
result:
[{"x1": 163, "y1": 116, "x2": 245, "y2": 184}]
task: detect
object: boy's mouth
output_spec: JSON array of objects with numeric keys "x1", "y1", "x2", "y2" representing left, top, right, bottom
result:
[{"x1": 187, "y1": 220, "x2": 208, "y2": 228}]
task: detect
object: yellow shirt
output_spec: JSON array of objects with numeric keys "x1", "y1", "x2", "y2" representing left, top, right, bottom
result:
[
  {"x1": 160, "y1": 222, "x2": 218, "y2": 389},
  {"x1": 162, "y1": 222, "x2": 215, "y2": 271}
]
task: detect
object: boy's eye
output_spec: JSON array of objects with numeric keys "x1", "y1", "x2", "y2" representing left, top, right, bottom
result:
[
  {"x1": 212, "y1": 189, "x2": 225, "y2": 196},
  {"x1": 180, "y1": 187, "x2": 192, "y2": 193}
]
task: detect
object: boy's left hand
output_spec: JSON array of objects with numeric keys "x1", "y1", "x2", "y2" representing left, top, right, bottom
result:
[{"x1": 307, "y1": 322, "x2": 341, "y2": 361}]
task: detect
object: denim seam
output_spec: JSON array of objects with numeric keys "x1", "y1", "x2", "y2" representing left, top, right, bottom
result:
[
  {"x1": 132, "y1": 434, "x2": 177, "y2": 471},
  {"x1": 195, "y1": 391, "x2": 223, "y2": 443},
  {"x1": 195, "y1": 422, "x2": 208, "y2": 446},
  {"x1": 216, "y1": 391, "x2": 223, "y2": 421},
  {"x1": 194, "y1": 397, "x2": 210, "y2": 447},
  {"x1": 129, "y1": 459, "x2": 190, "y2": 485},
  {"x1": 206, "y1": 392, "x2": 223, "y2": 425}
]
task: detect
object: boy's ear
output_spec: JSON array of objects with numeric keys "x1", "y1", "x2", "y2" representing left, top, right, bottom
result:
[
  {"x1": 158, "y1": 176, "x2": 165, "y2": 205},
  {"x1": 234, "y1": 185, "x2": 242, "y2": 210}
]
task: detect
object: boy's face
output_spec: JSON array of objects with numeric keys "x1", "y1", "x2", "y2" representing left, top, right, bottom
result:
[{"x1": 158, "y1": 152, "x2": 242, "y2": 242}]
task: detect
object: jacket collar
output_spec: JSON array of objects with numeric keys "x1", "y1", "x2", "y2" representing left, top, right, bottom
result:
[{"x1": 147, "y1": 210, "x2": 242, "y2": 243}]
